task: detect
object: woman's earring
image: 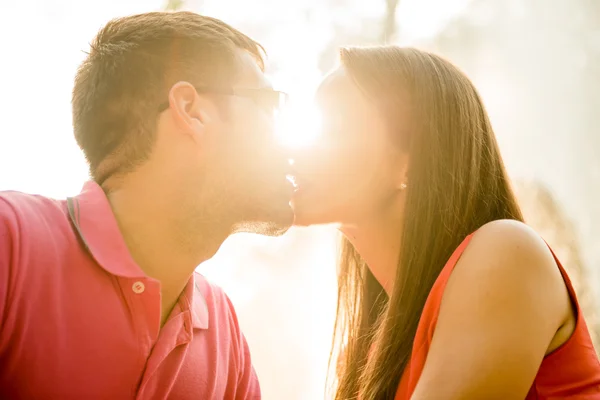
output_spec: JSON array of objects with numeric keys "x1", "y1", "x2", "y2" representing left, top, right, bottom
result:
[{"x1": 400, "y1": 183, "x2": 408, "y2": 190}]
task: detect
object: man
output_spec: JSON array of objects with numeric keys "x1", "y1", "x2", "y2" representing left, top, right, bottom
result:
[{"x1": 0, "y1": 11, "x2": 292, "y2": 399}]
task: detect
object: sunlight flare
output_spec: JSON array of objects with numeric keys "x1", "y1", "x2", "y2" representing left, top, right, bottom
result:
[{"x1": 275, "y1": 96, "x2": 322, "y2": 149}]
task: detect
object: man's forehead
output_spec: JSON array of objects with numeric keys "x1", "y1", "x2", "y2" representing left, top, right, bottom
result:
[{"x1": 234, "y1": 49, "x2": 272, "y2": 89}]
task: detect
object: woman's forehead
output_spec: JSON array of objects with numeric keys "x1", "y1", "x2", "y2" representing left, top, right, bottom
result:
[
  {"x1": 317, "y1": 67, "x2": 348, "y2": 95},
  {"x1": 316, "y1": 67, "x2": 365, "y2": 108}
]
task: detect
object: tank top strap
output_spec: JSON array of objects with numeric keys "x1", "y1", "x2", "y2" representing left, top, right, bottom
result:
[
  {"x1": 431, "y1": 234, "x2": 475, "y2": 294},
  {"x1": 419, "y1": 234, "x2": 476, "y2": 338},
  {"x1": 542, "y1": 241, "x2": 582, "y2": 315}
]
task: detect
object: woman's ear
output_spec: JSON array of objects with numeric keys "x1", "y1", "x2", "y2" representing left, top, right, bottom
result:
[{"x1": 395, "y1": 152, "x2": 410, "y2": 191}]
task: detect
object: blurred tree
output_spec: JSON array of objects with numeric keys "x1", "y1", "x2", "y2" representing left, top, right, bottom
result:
[
  {"x1": 164, "y1": 0, "x2": 204, "y2": 14},
  {"x1": 164, "y1": 0, "x2": 185, "y2": 11},
  {"x1": 317, "y1": 0, "x2": 402, "y2": 72},
  {"x1": 382, "y1": 0, "x2": 400, "y2": 43}
]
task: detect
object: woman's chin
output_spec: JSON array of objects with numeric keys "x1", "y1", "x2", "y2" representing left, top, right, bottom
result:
[
  {"x1": 291, "y1": 191, "x2": 341, "y2": 227},
  {"x1": 292, "y1": 217, "x2": 310, "y2": 227},
  {"x1": 291, "y1": 209, "x2": 314, "y2": 227},
  {"x1": 292, "y1": 207, "x2": 336, "y2": 227}
]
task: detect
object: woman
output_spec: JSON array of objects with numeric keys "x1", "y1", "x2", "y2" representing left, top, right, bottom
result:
[{"x1": 291, "y1": 47, "x2": 600, "y2": 399}]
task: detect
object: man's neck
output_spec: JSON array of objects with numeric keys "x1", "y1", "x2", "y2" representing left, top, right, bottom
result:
[{"x1": 104, "y1": 175, "x2": 231, "y2": 326}]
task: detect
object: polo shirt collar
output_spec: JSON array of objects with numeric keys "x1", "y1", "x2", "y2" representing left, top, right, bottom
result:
[
  {"x1": 67, "y1": 181, "x2": 144, "y2": 278},
  {"x1": 190, "y1": 275, "x2": 210, "y2": 330},
  {"x1": 67, "y1": 181, "x2": 209, "y2": 330}
]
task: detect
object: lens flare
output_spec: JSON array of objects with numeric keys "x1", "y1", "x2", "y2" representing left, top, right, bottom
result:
[{"x1": 275, "y1": 99, "x2": 322, "y2": 149}]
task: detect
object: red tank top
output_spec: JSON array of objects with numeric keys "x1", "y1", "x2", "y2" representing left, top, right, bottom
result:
[{"x1": 395, "y1": 234, "x2": 600, "y2": 399}]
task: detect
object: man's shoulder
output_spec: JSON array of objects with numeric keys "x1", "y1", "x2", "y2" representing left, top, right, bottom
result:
[
  {"x1": 193, "y1": 272, "x2": 230, "y2": 304},
  {"x1": 193, "y1": 272, "x2": 242, "y2": 322},
  {"x1": 0, "y1": 190, "x2": 71, "y2": 255},
  {"x1": 0, "y1": 190, "x2": 66, "y2": 225}
]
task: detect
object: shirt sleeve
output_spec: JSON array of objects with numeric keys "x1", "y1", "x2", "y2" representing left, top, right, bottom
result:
[
  {"x1": 236, "y1": 330, "x2": 261, "y2": 399},
  {"x1": 224, "y1": 294, "x2": 262, "y2": 400},
  {"x1": 0, "y1": 197, "x2": 15, "y2": 332}
]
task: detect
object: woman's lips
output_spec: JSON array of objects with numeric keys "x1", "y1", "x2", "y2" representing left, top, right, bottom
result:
[{"x1": 286, "y1": 174, "x2": 298, "y2": 189}]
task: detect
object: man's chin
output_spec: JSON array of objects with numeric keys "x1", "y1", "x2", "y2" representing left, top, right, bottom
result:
[
  {"x1": 264, "y1": 223, "x2": 292, "y2": 237},
  {"x1": 233, "y1": 208, "x2": 294, "y2": 237},
  {"x1": 233, "y1": 221, "x2": 291, "y2": 237}
]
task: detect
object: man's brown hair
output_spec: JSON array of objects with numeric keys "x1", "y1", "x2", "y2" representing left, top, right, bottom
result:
[{"x1": 72, "y1": 11, "x2": 264, "y2": 183}]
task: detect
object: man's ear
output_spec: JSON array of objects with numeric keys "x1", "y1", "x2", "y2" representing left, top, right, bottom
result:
[{"x1": 167, "y1": 81, "x2": 214, "y2": 142}]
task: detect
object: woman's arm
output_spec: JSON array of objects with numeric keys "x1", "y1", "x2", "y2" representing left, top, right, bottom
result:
[{"x1": 411, "y1": 220, "x2": 572, "y2": 400}]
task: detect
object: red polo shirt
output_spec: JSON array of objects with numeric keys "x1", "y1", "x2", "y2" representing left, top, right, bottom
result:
[{"x1": 0, "y1": 181, "x2": 260, "y2": 399}]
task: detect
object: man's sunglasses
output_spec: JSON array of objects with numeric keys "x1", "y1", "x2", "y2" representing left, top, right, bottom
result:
[{"x1": 158, "y1": 86, "x2": 289, "y2": 114}]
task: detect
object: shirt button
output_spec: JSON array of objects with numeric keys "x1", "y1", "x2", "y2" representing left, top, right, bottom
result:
[{"x1": 132, "y1": 281, "x2": 145, "y2": 294}]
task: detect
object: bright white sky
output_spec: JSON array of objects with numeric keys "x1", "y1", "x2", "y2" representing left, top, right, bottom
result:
[{"x1": 0, "y1": 0, "x2": 471, "y2": 197}]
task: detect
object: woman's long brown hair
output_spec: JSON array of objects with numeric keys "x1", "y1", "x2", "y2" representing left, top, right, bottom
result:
[{"x1": 330, "y1": 47, "x2": 524, "y2": 400}]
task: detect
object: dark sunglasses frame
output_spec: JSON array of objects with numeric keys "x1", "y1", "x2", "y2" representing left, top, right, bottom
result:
[{"x1": 157, "y1": 86, "x2": 289, "y2": 113}]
